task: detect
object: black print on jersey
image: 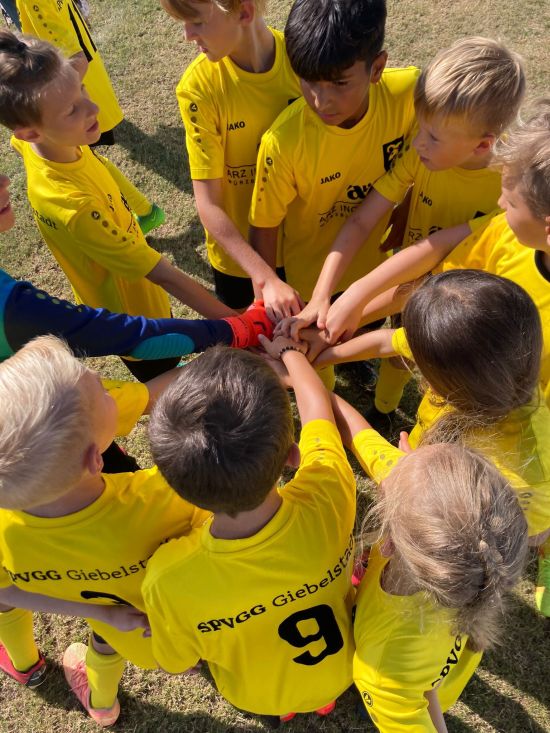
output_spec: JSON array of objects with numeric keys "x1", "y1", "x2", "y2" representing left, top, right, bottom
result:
[
  {"x1": 190, "y1": 102, "x2": 198, "y2": 113},
  {"x1": 320, "y1": 172, "x2": 341, "y2": 184},
  {"x1": 431, "y1": 635, "x2": 463, "y2": 687},
  {"x1": 80, "y1": 590, "x2": 131, "y2": 606},
  {"x1": 32, "y1": 207, "x2": 58, "y2": 230},
  {"x1": 418, "y1": 191, "x2": 433, "y2": 206},
  {"x1": 227, "y1": 121, "x2": 246, "y2": 131},
  {"x1": 382, "y1": 136, "x2": 405, "y2": 171},
  {"x1": 347, "y1": 184, "x2": 369, "y2": 201},
  {"x1": 197, "y1": 604, "x2": 267, "y2": 632},
  {"x1": 278, "y1": 604, "x2": 344, "y2": 666},
  {"x1": 362, "y1": 690, "x2": 373, "y2": 707}
]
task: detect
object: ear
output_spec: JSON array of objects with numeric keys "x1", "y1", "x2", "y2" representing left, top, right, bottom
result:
[
  {"x1": 82, "y1": 443, "x2": 104, "y2": 476},
  {"x1": 473, "y1": 134, "x2": 495, "y2": 156},
  {"x1": 285, "y1": 442, "x2": 301, "y2": 469},
  {"x1": 369, "y1": 50, "x2": 388, "y2": 84},
  {"x1": 13, "y1": 126, "x2": 42, "y2": 143},
  {"x1": 239, "y1": 0, "x2": 255, "y2": 25}
]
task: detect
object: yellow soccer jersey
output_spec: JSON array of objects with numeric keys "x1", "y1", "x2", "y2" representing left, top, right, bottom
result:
[
  {"x1": 17, "y1": 0, "x2": 123, "y2": 133},
  {"x1": 354, "y1": 544, "x2": 481, "y2": 732},
  {"x1": 0, "y1": 468, "x2": 209, "y2": 669},
  {"x1": 143, "y1": 420, "x2": 356, "y2": 715},
  {"x1": 249, "y1": 67, "x2": 419, "y2": 301},
  {"x1": 438, "y1": 212, "x2": 550, "y2": 402},
  {"x1": 12, "y1": 138, "x2": 170, "y2": 319},
  {"x1": 374, "y1": 135, "x2": 501, "y2": 247},
  {"x1": 177, "y1": 28, "x2": 301, "y2": 277},
  {"x1": 392, "y1": 328, "x2": 550, "y2": 537},
  {"x1": 103, "y1": 378, "x2": 149, "y2": 436}
]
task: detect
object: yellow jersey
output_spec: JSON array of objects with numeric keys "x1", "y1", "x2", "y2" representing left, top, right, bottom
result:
[
  {"x1": 143, "y1": 420, "x2": 356, "y2": 715},
  {"x1": 374, "y1": 134, "x2": 501, "y2": 246},
  {"x1": 17, "y1": 0, "x2": 123, "y2": 133},
  {"x1": 177, "y1": 28, "x2": 301, "y2": 276},
  {"x1": 354, "y1": 544, "x2": 481, "y2": 732},
  {"x1": 392, "y1": 328, "x2": 550, "y2": 537},
  {"x1": 438, "y1": 212, "x2": 550, "y2": 403},
  {"x1": 12, "y1": 138, "x2": 170, "y2": 319},
  {"x1": 249, "y1": 67, "x2": 419, "y2": 300}
]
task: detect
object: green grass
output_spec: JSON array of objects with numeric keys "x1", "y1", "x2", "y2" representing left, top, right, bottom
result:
[{"x1": 1, "y1": 0, "x2": 550, "y2": 731}]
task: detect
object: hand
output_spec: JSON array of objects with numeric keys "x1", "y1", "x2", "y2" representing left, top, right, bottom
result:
[
  {"x1": 261, "y1": 277, "x2": 305, "y2": 324},
  {"x1": 257, "y1": 351, "x2": 292, "y2": 388},
  {"x1": 299, "y1": 328, "x2": 332, "y2": 363},
  {"x1": 324, "y1": 297, "x2": 364, "y2": 344},
  {"x1": 281, "y1": 297, "x2": 331, "y2": 340},
  {"x1": 258, "y1": 334, "x2": 308, "y2": 360},
  {"x1": 102, "y1": 605, "x2": 151, "y2": 637}
]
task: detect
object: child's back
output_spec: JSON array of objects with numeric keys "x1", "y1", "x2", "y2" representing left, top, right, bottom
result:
[{"x1": 143, "y1": 345, "x2": 356, "y2": 716}]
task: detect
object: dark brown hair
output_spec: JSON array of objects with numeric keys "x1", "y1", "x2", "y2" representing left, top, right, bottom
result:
[
  {"x1": 149, "y1": 346, "x2": 294, "y2": 516},
  {"x1": 0, "y1": 29, "x2": 64, "y2": 129},
  {"x1": 403, "y1": 269, "x2": 542, "y2": 427}
]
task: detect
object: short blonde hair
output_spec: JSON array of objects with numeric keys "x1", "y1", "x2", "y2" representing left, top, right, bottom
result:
[
  {"x1": 365, "y1": 443, "x2": 528, "y2": 652},
  {"x1": 415, "y1": 37, "x2": 525, "y2": 136},
  {"x1": 494, "y1": 98, "x2": 550, "y2": 218},
  {"x1": 160, "y1": 0, "x2": 266, "y2": 21},
  {"x1": 0, "y1": 337, "x2": 91, "y2": 509}
]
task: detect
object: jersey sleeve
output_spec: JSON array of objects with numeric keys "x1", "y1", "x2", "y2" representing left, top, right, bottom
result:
[
  {"x1": 249, "y1": 126, "x2": 297, "y2": 228},
  {"x1": 19, "y1": 1, "x2": 81, "y2": 56},
  {"x1": 177, "y1": 76, "x2": 225, "y2": 180},
  {"x1": 374, "y1": 135, "x2": 419, "y2": 205},
  {"x1": 102, "y1": 379, "x2": 149, "y2": 436},
  {"x1": 67, "y1": 203, "x2": 162, "y2": 281},
  {"x1": 351, "y1": 429, "x2": 405, "y2": 483},
  {"x1": 354, "y1": 657, "x2": 437, "y2": 733}
]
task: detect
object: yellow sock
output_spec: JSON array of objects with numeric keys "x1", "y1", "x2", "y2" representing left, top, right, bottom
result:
[
  {"x1": 374, "y1": 359, "x2": 411, "y2": 414},
  {"x1": 318, "y1": 365, "x2": 336, "y2": 392},
  {"x1": 86, "y1": 643, "x2": 125, "y2": 710},
  {"x1": 0, "y1": 608, "x2": 39, "y2": 672}
]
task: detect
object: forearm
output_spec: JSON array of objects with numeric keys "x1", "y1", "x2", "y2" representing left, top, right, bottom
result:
[
  {"x1": 0, "y1": 586, "x2": 109, "y2": 622},
  {"x1": 315, "y1": 330, "x2": 397, "y2": 368},
  {"x1": 425, "y1": 689, "x2": 448, "y2": 733},
  {"x1": 249, "y1": 224, "x2": 279, "y2": 270},
  {"x1": 147, "y1": 257, "x2": 235, "y2": 319},
  {"x1": 311, "y1": 190, "x2": 393, "y2": 302},
  {"x1": 358, "y1": 281, "x2": 423, "y2": 327},
  {"x1": 281, "y1": 350, "x2": 333, "y2": 425},
  {"x1": 330, "y1": 393, "x2": 372, "y2": 448}
]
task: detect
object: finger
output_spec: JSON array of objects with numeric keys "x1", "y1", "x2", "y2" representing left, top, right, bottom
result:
[
  {"x1": 398, "y1": 431, "x2": 412, "y2": 453},
  {"x1": 290, "y1": 320, "x2": 305, "y2": 341},
  {"x1": 258, "y1": 334, "x2": 271, "y2": 352},
  {"x1": 265, "y1": 304, "x2": 277, "y2": 325}
]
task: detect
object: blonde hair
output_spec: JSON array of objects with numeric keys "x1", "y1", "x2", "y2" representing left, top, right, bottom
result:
[
  {"x1": 160, "y1": 0, "x2": 266, "y2": 21},
  {"x1": 0, "y1": 29, "x2": 68, "y2": 129},
  {"x1": 494, "y1": 98, "x2": 550, "y2": 219},
  {"x1": 414, "y1": 37, "x2": 525, "y2": 136},
  {"x1": 0, "y1": 337, "x2": 91, "y2": 510},
  {"x1": 367, "y1": 443, "x2": 528, "y2": 652}
]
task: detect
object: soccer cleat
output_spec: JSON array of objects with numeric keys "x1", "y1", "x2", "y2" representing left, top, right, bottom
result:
[
  {"x1": 224, "y1": 301, "x2": 274, "y2": 349},
  {"x1": 0, "y1": 644, "x2": 47, "y2": 688},
  {"x1": 316, "y1": 701, "x2": 336, "y2": 716},
  {"x1": 280, "y1": 712, "x2": 296, "y2": 723},
  {"x1": 137, "y1": 203, "x2": 166, "y2": 235},
  {"x1": 535, "y1": 548, "x2": 550, "y2": 617},
  {"x1": 63, "y1": 643, "x2": 120, "y2": 727}
]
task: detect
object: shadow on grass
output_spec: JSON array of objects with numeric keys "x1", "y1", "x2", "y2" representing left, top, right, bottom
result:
[{"x1": 116, "y1": 119, "x2": 193, "y2": 194}]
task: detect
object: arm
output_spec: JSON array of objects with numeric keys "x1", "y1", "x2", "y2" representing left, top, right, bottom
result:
[
  {"x1": 330, "y1": 393, "x2": 372, "y2": 448},
  {"x1": 194, "y1": 180, "x2": 303, "y2": 319},
  {"x1": 425, "y1": 689, "x2": 448, "y2": 733},
  {"x1": 293, "y1": 189, "x2": 394, "y2": 335},
  {"x1": 69, "y1": 51, "x2": 89, "y2": 80},
  {"x1": 314, "y1": 329, "x2": 397, "y2": 368},
  {"x1": 146, "y1": 256, "x2": 234, "y2": 319},
  {"x1": 324, "y1": 223, "x2": 470, "y2": 343},
  {"x1": 0, "y1": 586, "x2": 149, "y2": 634}
]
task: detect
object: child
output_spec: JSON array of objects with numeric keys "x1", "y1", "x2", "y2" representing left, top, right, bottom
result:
[
  {"x1": 16, "y1": 0, "x2": 123, "y2": 145},
  {"x1": 162, "y1": 0, "x2": 303, "y2": 316},
  {"x1": 289, "y1": 36, "x2": 524, "y2": 421},
  {"x1": 248, "y1": 0, "x2": 418, "y2": 306},
  {"x1": 0, "y1": 336, "x2": 211, "y2": 725},
  {"x1": 0, "y1": 173, "x2": 272, "y2": 360},
  {"x1": 0, "y1": 29, "x2": 234, "y2": 381},
  {"x1": 330, "y1": 392, "x2": 528, "y2": 731},
  {"x1": 142, "y1": 343, "x2": 356, "y2": 721},
  {"x1": 316, "y1": 270, "x2": 550, "y2": 616},
  {"x1": 320, "y1": 100, "x2": 550, "y2": 407}
]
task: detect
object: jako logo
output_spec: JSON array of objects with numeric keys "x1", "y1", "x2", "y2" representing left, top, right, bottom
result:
[
  {"x1": 320, "y1": 172, "x2": 341, "y2": 184},
  {"x1": 227, "y1": 121, "x2": 246, "y2": 131}
]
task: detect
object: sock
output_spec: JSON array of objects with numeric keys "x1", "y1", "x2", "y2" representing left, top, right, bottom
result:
[
  {"x1": 541, "y1": 536, "x2": 550, "y2": 557},
  {"x1": 223, "y1": 302, "x2": 273, "y2": 348},
  {"x1": 86, "y1": 642, "x2": 125, "y2": 710},
  {"x1": 0, "y1": 608, "x2": 39, "y2": 672},
  {"x1": 374, "y1": 359, "x2": 411, "y2": 414}
]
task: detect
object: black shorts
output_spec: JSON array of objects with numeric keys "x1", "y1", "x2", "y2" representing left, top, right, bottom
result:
[
  {"x1": 120, "y1": 354, "x2": 181, "y2": 382},
  {"x1": 212, "y1": 266, "x2": 287, "y2": 310}
]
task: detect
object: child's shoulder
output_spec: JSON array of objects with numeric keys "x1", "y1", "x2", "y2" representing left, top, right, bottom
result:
[
  {"x1": 379, "y1": 66, "x2": 421, "y2": 96},
  {"x1": 262, "y1": 97, "x2": 309, "y2": 141}
]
